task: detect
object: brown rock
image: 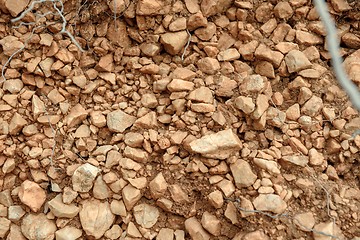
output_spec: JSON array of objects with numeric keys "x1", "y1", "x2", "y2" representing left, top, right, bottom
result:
[
  {"x1": 72, "y1": 163, "x2": 99, "y2": 193},
  {"x1": 200, "y1": 0, "x2": 232, "y2": 17},
  {"x1": 184, "y1": 217, "x2": 210, "y2": 240},
  {"x1": 230, "y1": 159, "x2": 257, "y2": 188},
  {"x1": 188, "y1": 87, "x2": 213, "y2": 103},
  {"x1": 195, "y1": 22, "x2": 216, "y2": 41},
  {"x1": 187, "y1": 12, "x2": 207, "y2": 31},
  {"x1": 136, "y1": 0, "x2": 170, "y2": 15},
  {"x1": 201, "y1": 211, "x2": 221, "y2": 236},
  {"x1": 107, "y1": 110, "x2": 136, "y2": 133},
  {"x1": 284, "y1": 50, "x2": 312, "y2": 73},
  {"x1": 255, "y1": 44, "x2": 284, "y2": 67},
  {"x1": 217, "y1": 48, "x2": 240, "y2": 61},
  {"x1": 133, "y1": 203, "x2": 159, "y2": 228},
  {"x1": 197, "y1": 57, "x2": 220, "y2": 74},
  {"x1": 18, "y1": 180, "x2": 46, "y2": 212},
  {"x1": 106, "y1": 20, "x2": 131, "y2": 47},
  {"x1": 208, "y1": 190, "x2": 224, "y2": 208},
  {"x1": 160, "y1": 31, "x2": 189, "y2": 55},
  {"x1": 313, "y1": 222, "x2": 344, "y2": 240},
  {"x1": 4, "y1": 0, "x2": 29, "y2": 16},
  {"x1": 301, "y1": 95, "x2": 323, "y2": 117},
  {"x1": 296, "y1": 30, "x2": 323, "y2": 45},
  {"x1": 294, "y1": 212, "x2": 316, "y2": 232},
  {"x1": 0, "y1": 36, "x2": 24, "y2": 56},
  {"x1": 65, "y1": 104, "x2": 88, "y2": 128},
  {"x1": 274, "y1": 1, "x2": 293, "y2": 19},
  {"x1": 0, "y1": 217, "x2": 10, "y2": 238},
  {"x1": 21, "y1": 214, "x2": 57, "y2": 240},
  {"x1": 122, "y1": 185, "x2": 142, "y2": 210},
  {"x1": 189, "y1": 129, "x2": 242, "y2": 159},
  {"x1": 167, "y1": 79, "x2": 195, "y2": 92},
  {"x1": 9, "y1": 113, "x2": 27, "y2": 135},
  {"x1": 242, "y1": 230, "x2": 270, "y2": 240},
  {"x1": 79, "y1": 199, "x2": 115, "y2": 239},
  {"x1": 55, "y1": 226, "x2": 83, "y2": 240},
  {"x1": 253, "y1": 194, "x2": 287, "y2": 214},
  {"x1": 157, "y1": 228, "x2": 174, "y2": 240},
  {"x1": 149, "y1": 172, "x2": 168, "y2": 199},
  {"x1": 330, "y1": 0, "x2": 351, "y2": 12},
  {"x1": 169, "y1": 184, "x2": 189, "y2": 203},
  {"x1": 48, "y1": 194, "x2": 80, "y2": 218}
]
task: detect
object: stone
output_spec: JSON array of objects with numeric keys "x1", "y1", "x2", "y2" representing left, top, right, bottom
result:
[
  {"x1": 8, "y1": 205, "x2": 26, "y2": 221},
  {"x1": 167, "y1": 79, "x2": 195, "y2": 92},
  {"x1": 194, "y1": 22, "x2": 216, "y2": 41},
  {"x1": 169, "y1": 184, "x2": 189, "y2": 203},
  {"x1": 18, "y1": 180, "x2": 46, "y2": 212},
  {"x1": 48, "y1": 194, "x2": 79, "y2": 218},
  {"x1": 184, "y1": 217, "x2": 210, "y2": 240},
  {"x1": 253, "y1": 94, "x2": 269, "y2": 119},
  {"x1": 313, "y1": 222, "x2": 344, "y2": 240},
  {"x1": 217, "y1": 48, "x2": 240, "y2": 61},
  {"x1": 106, "y1": 20, "x2": 131, "y2": 47},
  {"x1": 255, "y1": 61, "x2": 275, "y2": 78},
  {"x1": 255, "y1": 44, "x2": 284, "y2": 67},
  {"x1": 0, "y1": 36, "x2": 25, "y2": 56},
  {"x1": 140, "y1": 43, "x2": 161, "y2": 56},
  {"x1": 55, "y1": 226, "x2": 83, "y2": 240},
  {"x1": 171, "y1": 67, "x2": 196, "y2": 80},
  {"x1": 160, "y1": 31, "x2": 189, "y2": 55},
  {"x1": 284, "y1": 50, "x2": 312, "y2": 73},
  {"x1": 9, "y1": 113, "x2": 27, "y2": 135},
  {"x1": 79, "y1": 199, "x2": 115, "y2": 239},
  {"x1": 224, "y1": 202, "x2": 238, "y2": 224},
  {"x1": 104, "y1": 225, "x2": 122, "y2": 239},
  {"x1": 234, "y1": 96, "x2": 255, "y2": 114},
  {"x1": 217, "y1": 179, "x2": 235, "y2": 197},
  {"x1": 253, "y1": 194, "x2": 287, "y2": 214},
  {"x1": 189, "y1": 129, "x2": 242, "y2": 159},
  {"x1": 197, "y1": 57, "x2": 220, "y2": 74},
  {"x1": 286, "y1": 103, "x2": 300, "y2": 120},
  {"x1": 141, "y1": 93, "x2": 158, "y2": 108},
  {"x1": 72, "y1": 163, "x2": 99, "y2": 192},
  {"x1": 187, "y1": 87, "x2": 213, "y2": 103},
  {"x1": 208, "y1": 190, "x2": 223, "y2": 209},
  {"x1": 281, "y1": 155, "x2": 309, "y2": 167},
  {"x1": 4, "y1": 0, "x2": 30, "y2": 16},
  {"x1": 133, "y1": 203, "x2": 159, "y2": 228},
  {"x1": 330, "y1": 0, "x2": 351, "y2": 12},
  {"x1": 230, "y1": 159, "x2": 257, "y2": 188},
  {"x1": 242, "y1": 230, "x2": 270, "y2": 240},
  {"x1": 296, "y1": 30, "x2": 323, "y2": 45},
  {"x1": 122, "y1": 184, "x2": 142, "y2": 210},
  {"x1": 123, "y1": 146, "x2": 149, "y2": 163},
  {"x1": 93, "y1": 175, "x2": 110, "y2": 200},
  {"x1": 274, "y1": 1, "x2": 293, "y2": 19},
  {"x1": 201, "y1": 211, "x2": 221, "y2": 236},
  {"x1": 0, "y1": 217, "x2": 10, "y2": 238},
  {"x1": 21, "y1": 213, "x2": 57, "y2": 240},
  {"x1": 294, "y1": 212, "x2": 315, "y2": 232},
  {"x1": 342, "y1": 32, "x2": 360, "y2": 49},
  {"x1": 107, "y1": 110, "x2": 136, "y2": 133},
  {"x1": 157, "y1": 228, "x2": 174, "y2": 240},
  {"x1": 239, "y1": 74, "x2": 265, "y2": 93},
  {"x1": 3, "y1": 79, "x2": 23, "y2": 93},
  {"x1": 149, "y1": 172, "x2": 168, "y2": 199},
  {"x1": 110, "y1": 200, "x2": 127, "y2": 217},
  {"x1": 127, "y1": 222, "x2": 142, "y2": 238},
  {"x1": 187, "y1": 12, "x2": 207, "y2": 31},
  {"x1": 6, "y1": 224, "x2": 26, "y2": 240},
  {"x1": 136, "y1": 0, "x2": 169, "y2": 15},
  {"x1": 65, "y1": 104, "x2": 88, "y2": 128},
  {"x1": 301, "y1": 95, "x2": 323, "y2": 117},
  {"x1": 309, "y1": 148, "x2": 325, "y2": 166},
  {"x1": 133, "y1": 111, "x2": 158, "y2": 129},
  {"x1": 200, "y1": 0, "x2": 233, "y2": 17}
]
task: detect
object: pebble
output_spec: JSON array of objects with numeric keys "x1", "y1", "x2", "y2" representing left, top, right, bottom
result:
[
  {"x1": 93, "y1": 175, "x2": 110, "y2": 200},
  {"x1": 230, "y1": 159, "x2": 257, "y2": 188},
  {"x1": 48, "y1": 194, "x2": 79, "y2": 218},
  {"x1": 79, "y1": 199, "x2": 115, "y2": 239},
  {"x1": 0, "y1": 36, "x2": 24, "y2": 56},
  {"x1": 18, "y1": 180, "x2": 46, "y2": 212},
  {"x1": 293, "y1": 212, "x2": 315, "y2": 232},
  {"x1": 189, "y1": 129, "x2": 242, "y2": 159},
  {"x1": 160, "y1": 31, "x2": 189, "y2": 55},
  {"x1": 184, "y1": 217, "x2": 210, "y2": 240},
  {"x1": 208, "y1": 190, "x2": 224, "y2": 209},
  {"x1": 9, "y1": 113, "x2": 27, "y2": 135},
  {"x1": 122, "y1": 184, "x2": 142, "y2": 210},
  {"x1": 133, "y1": 203, "x2": 160, "y2": 228},
  {"x1": 201, "y1": 211, "x2": 221, "y2": 236},
  {"x1": 104, "y1": 225, "x2": 123, "y2": 239},
  {"x1": 313, "y1": 222, "x2": 344, "y2": 240},
  {"x1": 253, "y1": 158, "x2": 281, "y2": 175},
  {"x1": 284, "y1": 50, "x2": 312, "y2": 73},
  {"x1": 281, "y1": 155, "x2": 309, "y2": 167},
  {"x1": 21, "y1": 213, "x2": 57, "y2": 240},
  {"x1": 157, "y1": 228, "x2": 174, "y2": 240},
  {"x1": 64, "y1": 104, "x2": 88, "y2": 128},
  {"x1": 301, "y1": 95, "x2": 323, "y2": 117},
  {"x1": 234, "y1": 96, "x2": 255, "y2": 114},
  {"x1": 106, "y1": 110, "x2": 136, "y2": 133},
  {"x1": 0, "y1": 217, "x2": 10, "y2": 238},
  {"x1": 169, "y1": 184, "x2": 189, "y2": 203},
  {"x1": 149, "y1": 172, "x2": 168, "y2": 199},
  {"x1": 72, "y1": 163, "x2": 99, "y2": 192},
  {"x1": 55, "y1": 226, "x2": 83, "y2": 240},
  {"x1": 253, "y1": 194, "x2": 287, "y2": 214},
  {"x1": 242, "y1": 230, "x2": 270, "y2": 240},
  {"x1": 187, "y1": 86, "x2": 213, "y2": 103},
  {"x1": 8, "y1": 205, "x2": 26, "y2": 221},
  {"x1": 224, "y1": 202, "x2": 238, "y2": 224},
  {"x1": 197, "y1": 57, "x2": 221, "y2": 74}
]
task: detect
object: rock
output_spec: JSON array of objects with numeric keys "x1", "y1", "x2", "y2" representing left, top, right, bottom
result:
[
  {"x1": 127, "y1": 222, "x2": 142, "y2": 238},
  {"x1": 8, "y1": 205, "x2": 26, "y2": 221},
  {"x1": 189, "y1": 129, "x2": 242, "y2": 159},
  {"x1": 224, "y1": 202, "x2": 238, "y2": 224},
  {"x1": 200, "y1": 0, "x2": 232, "y2": 17},
  {"x1": 169, "y1": 184, "x2": 189, "y2": 203},
  {"x1": 122, "y1": 184, "x2": 142, "y2": 210},
  {"x1": 149, "y1": 172, "x2": 168, "y2": 199},
  {"x1": 253, "y1": 158, "x2": 281, "y2": 175},
  {"x1": 136, "y1": 0, "x2": 170, "y2": 15},
  {"x1": 301, "y1": 95, "x2": 323, "y2": 117},
  {"x1": 106, "y1": 20, "x2": 131, "y2": 47},
  {"x1": 187, "y1": 12, "x2": 207, "y2": 31},
  {"x1": 107, "y1": 110, "x2": 136, "y2": 133},
  {"x1": 31, "y1": 95, "x2": 45, "y2": 119},
  {"x1": 296, "y1": 30, "x2": 323, "y2": 45},
  {"x1": 281, "y1": 155, "x2": 309, "y2": 167},
  {"x1": 184, "y1": 217, "x2": 210, "y2": 240},
  {"x1": 255, "y1": 44, "x2": 284, "y2": 67},
  {"x1": 0, "y1": 36, "x2": 24, "y2": 56},
  {"x1": 294, "y1": 212, "x2": 315, "y2": 232},
  {"x1": 141, "y1": 93, "x2": 158, "y2": 108},
  {"x1": 218, "y1": 48, "x2": 240, "y2": 61},
  {"x1": 72, "y1": 163, "x2": 99, "y2": 192},
  {"x1": 93, "y1": 175, "x2": 110, "y2": 200},
  {"x1": 157, "y1": 228, "x2": 174, "y2": 240},
  {"x1": 160, "y1": 31, "x2": 189, "y2": 55},
  {"x1": 48, "y1": 194, "x2": 79, "y2": 218},
  {"x1": 313, "y1": 222, "x2": 344, "y2": 240},
  {"x1": 286, "y1": 103, "x2": 300, "y2": 120},
  {"x1": 242, "y1": 230, "x2": 270, "y2": 240},
  {"x1": 230, "y1": 159, "x2": 257, "y2": 188},
  {"x1": 343, "y1": 49, "x2": 360, "y2": 83},
  {"x1": 217, "y1": 179, "x2": 235, "y2": 197},
  {"x1": 342, "y1": 33, "x2": 360, "y2": 49},
  {"x1": 194, "y1": 22, "x2": 216, "y2": 41},
  {"x1": 309, "y1": 148, "x2": 325, "y2": 166},
  {"x1": 187, "y1": 87, "x2": 213, "y2": 103},
  {"x1": 110, "y1": 199, "x2": 127, "y2": 217},
  {"x1": 167, "y1": 79, "x2": 195, "y2": 92},
  {"x1": 4, "y1": 0, "x2": 30, "y2": 16},
  {"x1": 284, "y1": 50, "x2": 312, "y2": 73},
  {"x1": 104, "y1": 225, "x2": 123, "y2": 239},
  {"x1": 140, "y1": 43, "x2": 161, "y2": 56},
  {"x1": 330, "y1": 0, "x2": 351, "y2": 12},
  {"x1": 55, "y1": 226, "x2": 82, "y2": 240},
  {"x1": 21, "y1": 213, "x2": 57, "y2": 240},
  {"x1": 6, "y1": 224, "x2": 26, "y2": 240},
  {"x1": 208, "y1": 190, "x2": 224, "y2": 209},
  {"x1": 253, "y1": 94, "x2": 269, "y2": 119},
  {"x1": 197, "y1": 57, "x2": 220, "y2": 74},
  {"x1": 133, "y1": 111, "x2": 158, "y2": 129},
  {"x1": 18, "y1": 180, "x2": 46, "y2": 212},
  {"x1": 123, "y1": 146, "x2": 149, "y2": 163},
  {"x1": 201, "y1": 211, "x2": 221, "y2": 236},
  {"x1": 79, "y1": 199, "x2": 115, "y2": 239},
  {"x1": 253, "y1": 194, "x2": 287, "y2": 214},
  {"x1": 239, "y1": 74, "x2": 265, "y2": 93},
  {"x1": 274, "y1": 1, "x2": 293, "y2": 19},
  {"x1": 107, "y1": 0, "x2": 127, "y2": 14},
  {"x1": 65, "y1": 104, "x2": 88, "y2": 128},
  {"x1": 9, "y1": 113, "x2": 27, "y2": 135},
  {"x1": 3, "y1": 79, "x2": 23, "y2": 93},
  {"x1": 133, "y1": 203, "x2": 159, "y2": 228},
  {"x1": 0, "y1": 217, "x2": 10, "y2": 238}
]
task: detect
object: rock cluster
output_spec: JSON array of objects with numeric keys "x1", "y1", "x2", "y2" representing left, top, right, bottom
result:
[{"x1": 0, "y1": 0, "x2": 359, "y2": 239}]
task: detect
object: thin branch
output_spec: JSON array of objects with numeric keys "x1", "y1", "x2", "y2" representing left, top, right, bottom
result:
[{"x1": 181, "y1": 29, "x2": 191, "y2": 62}]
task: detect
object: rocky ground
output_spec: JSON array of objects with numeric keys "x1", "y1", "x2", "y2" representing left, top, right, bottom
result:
[{"x1": 0, "y1": 0, "x2": 359, "y2": 239}]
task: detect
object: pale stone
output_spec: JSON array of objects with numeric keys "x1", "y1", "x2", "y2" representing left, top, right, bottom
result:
[
  {"x1": 65, "y1": 104, "x2": 88, "y2": 128},
  {"x1": 184, "y1": 217, "x2": 210, "y2": 240},
  {"x1": 72, "y1": 163, "x2": 99, "y2": 192},
  {"x1": 0, "y1": 217, "x2": 10, "y2": 238},
  {"x1": 107, "y1": 110, "x2": 136, "y2": 133},
  {"x1": 284, "y1": 50, "x2": 312, "y2": 73},
  {"x1": 230, "y1": 159, "x2": 257, "y2": 188},
  {"x1": 189, "y1": 129, "x2": 242, "y2": 159},
  {"x1": 122, "y1": 185, "x2": 142, "y2": 210},
  {"x1": 160, "y1": 31, "x2": 189, "y2": 55},
  {"x1": 93, "y1": 175, "x2": 110, "y2": 200},
  {"x1": 21, "y1": 214, "x2": 57, "y2": 240},
  {"x1": 149, "y1": 172, "x2": 168, "y2": 199},
  {"x1": 48, "y1": 194, "x2": 79, "y2": 218},
  {"x1": 253, "y1": 194, "x2": 287, "y2": 214},
  {"x1": 18, "y1": 180, "x2": 46, "y2": 213},
  {"x1": 201, "y1": 211, "x2": 221, "y2": 236},
  {"x1": 169, "y1": 184, "x2": 189, "y2": 203},
  {"x1": 55, "y1": 226, "x2": 82, "y2": 240},
  {"x1": 79, "y1": 199, "x2": 115, "y2": 239},
  {"x1": 133, "y1": 203, "x2": 159, "y2": 228},
  {"x1": 294, "y1": 212, "x2": 315, "y2": 232}
]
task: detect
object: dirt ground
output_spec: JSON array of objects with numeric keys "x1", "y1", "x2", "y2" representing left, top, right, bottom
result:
[{"x1": 0, "y1": 0, "x2": 359, "y2": 239}]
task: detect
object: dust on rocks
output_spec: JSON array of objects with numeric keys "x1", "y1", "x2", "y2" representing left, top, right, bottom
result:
[{"x1": 0, "y1": 0, "x2": 359, "y2": 239}]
